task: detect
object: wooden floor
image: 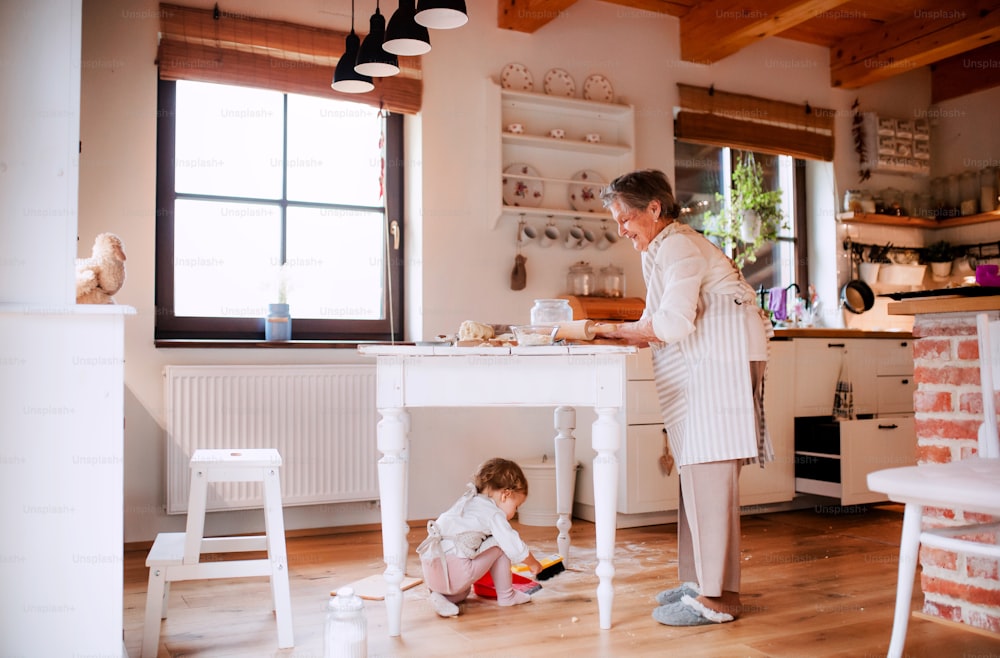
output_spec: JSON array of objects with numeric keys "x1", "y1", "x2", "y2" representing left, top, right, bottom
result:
[{"x1": 124, "y1": 504, "x2": 1000, "y2": 657}]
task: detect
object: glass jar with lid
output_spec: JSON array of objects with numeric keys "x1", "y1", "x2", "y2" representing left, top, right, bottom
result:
[
  {"x1": 530, "y1": 299, "x2": 573, "y2": 325},
  {"x1": 980, "y1": 167, "x2": 997, "y2": 213},
  {"x1": 598, "y1": 264, "x2": 625, "y2": 298},
  {"x1": 843, "y1": 189, "x2": 863, "y2": 213},
  {"x1": 960, "y1": 170, "x2": 979, "y2": 215},
  {"x1": 567, "y1": 261, "x2": 595, "y2": 297}
]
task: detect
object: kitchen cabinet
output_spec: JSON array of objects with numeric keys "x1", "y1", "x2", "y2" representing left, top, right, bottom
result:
[
  {"x1": 793, "y1": 337, "x2": 914, "y2": 417},
  {"x1": 792, "y1": 336, "x2": 916, "y2": 505},
  {"x1": 485, "y1": 79, "x2": 635, "y2": 229},
  {"x1": 795, "y1": 416, "x2": 916, "y2": 506}
]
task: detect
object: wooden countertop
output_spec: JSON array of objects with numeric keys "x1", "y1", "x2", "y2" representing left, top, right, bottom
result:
[
  {"x1": 772, "y1": 328, "x2": 913, "y2": 339},
  {"x1": 887, "y1": 294, "x2": 1000, "y2": 316}
]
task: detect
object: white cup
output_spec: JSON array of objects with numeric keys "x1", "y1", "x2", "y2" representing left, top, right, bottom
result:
[
  {"x1": 506, "y1": 122, "x2": 524, "y2": 134},
  {"x1": 584, "y1": 133, "x2": 601, "y2": 143},
  {"x1": 549, "y1": 128, "x2": 565, "y2": 139},
  {"x1": 595, "y1": 227, "x2": 619, "y2": 250},
  {"x1": 578, "y1": 227, "x2": 596, "y2": 249},
  {"x1": 564, "y1": 224, "x2": 585, "y2": 249},
  {"x1": 519, "y1": 223, "x2": 538, "y2": 243},
  {"x1": 539, "y1": 223, "x2": 560, "y2": 248}
]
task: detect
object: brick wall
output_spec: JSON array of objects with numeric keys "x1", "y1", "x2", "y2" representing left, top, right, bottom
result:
[{"x1": 911, "y1": 312, "x2": 1000, "y2": 633}]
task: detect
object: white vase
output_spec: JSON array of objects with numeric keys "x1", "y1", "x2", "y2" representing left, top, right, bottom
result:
[{"x1": 740, "y1": 210, "x2": 760, "y2": 243}]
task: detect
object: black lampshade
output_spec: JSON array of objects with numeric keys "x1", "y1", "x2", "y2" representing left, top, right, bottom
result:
[
  {"x1": 383, "y1": 0, "x2": 431, "y2": 56},
  {"x1": 415, "y1": 0, "x2": 468, "y2": 29},
  {"x1": 332, "y1": 30, "x2": 374, "y2": 93},
  {"x1": 355, "y1": 3, "x2": 400, "y2": 77}
]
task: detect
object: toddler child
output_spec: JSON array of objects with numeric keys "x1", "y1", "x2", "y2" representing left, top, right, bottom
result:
[{"x1": 417, "y1": 457, "x2": 543, "y2": 617}]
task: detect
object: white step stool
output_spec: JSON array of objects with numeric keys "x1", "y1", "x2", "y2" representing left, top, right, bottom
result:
[{"x1": 141, "y1": 449, "x2": 294, "y2": 657}]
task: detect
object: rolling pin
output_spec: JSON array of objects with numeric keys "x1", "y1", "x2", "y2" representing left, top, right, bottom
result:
[{"x1": 553, "y1": 319, "x2": 619, "y2": 341}]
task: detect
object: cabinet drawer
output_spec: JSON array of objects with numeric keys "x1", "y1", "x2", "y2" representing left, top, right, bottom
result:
[
  {"x1": 875, "y1": 339, "x2": 914, "y2": 376},
  {"x1": 626, "y1": 380, "x2": 661, "y2": 424},
  {"x1": 876, "y1": 375, "x2": 916, "y2": 414}
]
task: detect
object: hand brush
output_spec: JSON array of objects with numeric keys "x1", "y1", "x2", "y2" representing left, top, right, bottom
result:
[{"x1": 513, "y1": 553, "x2": 565, "y2": 581}]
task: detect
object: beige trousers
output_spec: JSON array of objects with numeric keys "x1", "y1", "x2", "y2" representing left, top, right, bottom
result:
[{"x1": 677, "y1": 459, "x2": 742, "y2": 597}]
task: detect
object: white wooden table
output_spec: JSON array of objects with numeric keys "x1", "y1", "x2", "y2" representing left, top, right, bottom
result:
[{"x1": 358, "y1": 343, "x2": 636, "y2": 636}]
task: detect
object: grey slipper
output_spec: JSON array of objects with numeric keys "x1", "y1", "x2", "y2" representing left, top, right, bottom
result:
[
  {"x1": 652, "y1": 595, "x2": 734, "y2": 626},
  {"x1": 654, "y1": 581, "x2": 699, "y2": 606}
]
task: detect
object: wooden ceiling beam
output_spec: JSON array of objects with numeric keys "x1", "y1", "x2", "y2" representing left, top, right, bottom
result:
[
  {"x1": 831, "y1": 0, "x2": 1000, "y2": 89},
  {"x1": 498, "y1": 0, "x2": 582, "y2": 32},
  {"x1": 931, "y1": 40, "x2": 1000, "y2": 103},
  {"x1": 595, "y1": 0, "x2": 690, "y2": 18},
  {"x1": 679, "y1": 0, "x2": 849, "y2": 64}
]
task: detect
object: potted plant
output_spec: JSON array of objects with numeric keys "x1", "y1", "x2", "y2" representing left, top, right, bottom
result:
[
  {"x1": 704, "y1": 151, "x2": 786, "y2": 268},
  {"x1": 923, "y1": 240, "x2": 954, "y2": 279}
]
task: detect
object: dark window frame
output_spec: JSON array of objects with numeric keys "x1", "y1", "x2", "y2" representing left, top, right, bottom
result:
[{"x1": 154, "y1": 79, "x2": 404, "y2": 342}]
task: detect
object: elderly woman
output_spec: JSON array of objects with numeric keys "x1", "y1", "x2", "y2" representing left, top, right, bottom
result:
[{"x1": 599, "y1": 169, "x2": 773, "y2": 626}]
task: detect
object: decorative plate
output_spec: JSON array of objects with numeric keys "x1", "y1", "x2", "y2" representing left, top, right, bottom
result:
[
  {"x1": 568, "y1": 169, "x2": 605, "y2": 213},
  {"x1": 503, "y1": 163, "x2": 544, "y2": 207},
  {"x1": 543, "y1": 68, "x2": 575, "y2": 97},
  {"x1": 500, "y1": 63, "x2": 533, "y2": 92},
  {"x1": 582, "y1": 74, "x2": 614, "y2": 102}
]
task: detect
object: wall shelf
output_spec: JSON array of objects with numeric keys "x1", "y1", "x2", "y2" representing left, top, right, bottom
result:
[
  {"x1": 838, "y1": 209, "x2": 1000, "y2": 229},
  {"x1": 486, "y1": 78, "x2": 635, "y2": 227}
]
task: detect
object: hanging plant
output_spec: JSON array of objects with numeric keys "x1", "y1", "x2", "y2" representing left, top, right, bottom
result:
[{"x1": 704, "y1": 151, "x2": 786, "y2": 268}]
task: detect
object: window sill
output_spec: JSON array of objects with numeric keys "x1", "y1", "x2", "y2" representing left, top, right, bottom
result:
[{"x1": 154, "y1": 339, "x2": 381, "y2": 349}]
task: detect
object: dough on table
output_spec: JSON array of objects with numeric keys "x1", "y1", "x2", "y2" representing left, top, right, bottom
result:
[{"x1": 458, "y1": 320, "x2": 494, "y2": 342}]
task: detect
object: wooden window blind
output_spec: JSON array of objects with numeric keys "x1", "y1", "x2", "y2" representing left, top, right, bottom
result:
[
  {"x1": 157, "y1": 3, "x2": 422, "y2": 115},
  {"x1": 675, "y1": 84, "x2": 834, "y2": 161}
]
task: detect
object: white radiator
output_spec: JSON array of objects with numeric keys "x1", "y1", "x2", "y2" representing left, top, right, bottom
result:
[{"x1": 164, "y1": 364, "x2": 380, "y2": 514}]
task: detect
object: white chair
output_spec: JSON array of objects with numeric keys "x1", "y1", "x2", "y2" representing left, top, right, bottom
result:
[
  {"x1": 868, "y1": 312, "x2": 1000, "y2": 658},
  {"x1": 142, "y1": 449, "x2": 294, "y2": 657}
]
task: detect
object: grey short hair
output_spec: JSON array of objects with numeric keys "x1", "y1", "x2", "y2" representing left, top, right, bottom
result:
[{"x1": 600, "y1": 169, "x2": 681, "y2": 219}]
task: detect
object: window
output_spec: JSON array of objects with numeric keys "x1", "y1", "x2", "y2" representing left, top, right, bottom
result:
[
  {"x1": 674, "y1": 141, "x2": 808, "y2": 293},
  {"x1": 155, "y1": 79, "x2": 403, "y2": 342}
]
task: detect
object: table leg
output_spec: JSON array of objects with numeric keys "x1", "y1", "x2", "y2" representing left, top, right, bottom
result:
[
  {"x1": 553, "y1": 406, "x2": 576, "y2": 562},
  {"x1": 591, "y1": 405, "x2": 620, "y2": 630},
  {"x1": 377, "y1": 406, "x2": 409, "y2": 637}
]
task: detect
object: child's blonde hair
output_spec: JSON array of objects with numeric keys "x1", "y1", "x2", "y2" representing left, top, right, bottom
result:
[{"x1": 473, "y1": 458, "x2": 529, "y2": 496}]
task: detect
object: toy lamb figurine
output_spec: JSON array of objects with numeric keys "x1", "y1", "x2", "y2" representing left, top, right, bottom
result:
[{"x1": 76, "y1": 232, "x2": 127, "y2": 304}]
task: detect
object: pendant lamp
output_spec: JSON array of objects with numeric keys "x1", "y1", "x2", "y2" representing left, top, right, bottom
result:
[
  {"x1": 383, "y1": 0, "x2": 431, "y2": 56},
  {"x1": 332, "y1": 0, "x2": 374, "y2": 93},
  {"x1": 415, "y1": 0, "x2": 468, "y2": 29},
  {"x1": 355, "y1": 1, "x2": 400, "y2": 77}
]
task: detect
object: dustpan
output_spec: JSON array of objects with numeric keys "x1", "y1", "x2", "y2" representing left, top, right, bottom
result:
[{"x1": 472, "y1": 571, "x2": 541, "y2": 598}]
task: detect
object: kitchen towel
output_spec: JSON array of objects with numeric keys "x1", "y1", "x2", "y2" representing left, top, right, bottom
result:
[
  {"x1": 768, "y1": 286, "x2": 786, "y2": 321},
  {"x1": 832, "y1": 349, "x2": 855, "y2": 421}
]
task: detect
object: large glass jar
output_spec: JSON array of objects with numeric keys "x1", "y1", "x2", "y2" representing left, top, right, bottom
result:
[
  {"x1": 324, "y1": 587, "x2": 366, "y2": 658},
  {"x1": 980, "y1": 167, "x2": 997, "y2": 213},
  {"x1": 960, "y1": 170, "x2": 979, "y2": 215},
  {"x1": 566, "y1": 261, "x2": 595, "y2": 297},
  {"x1": 946, "y1": 174, "x2": 961, "y2": 214},
  {"x1": 530, "y1": 299, "x2": 573, "y2": 325},
  {"x1": 598, "y1": 264, "x2": 625, "y2": 298},
  {"x1": 843, "y1": 189, "x2": 863, "y2": 213}
]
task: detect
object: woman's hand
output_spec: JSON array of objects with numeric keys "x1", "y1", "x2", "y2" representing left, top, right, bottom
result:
[{"x1": 597, "y1": 318, "x2": 657, "y2": 347}]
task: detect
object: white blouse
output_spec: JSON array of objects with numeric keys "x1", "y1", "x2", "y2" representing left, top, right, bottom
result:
[{"x1": 641, "y1": 221, "x2": 769, "y2": 360}]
